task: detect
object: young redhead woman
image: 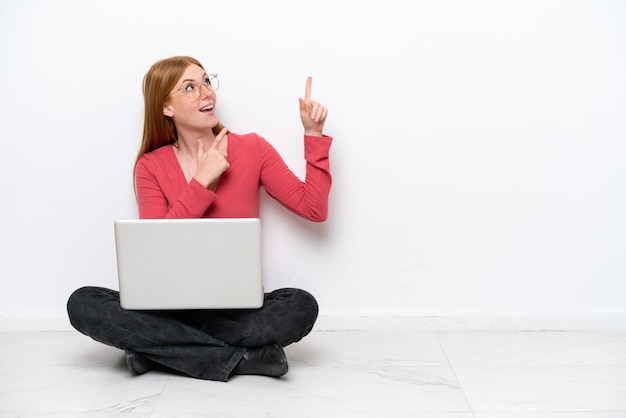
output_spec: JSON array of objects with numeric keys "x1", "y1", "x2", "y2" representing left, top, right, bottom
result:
[{"x1": 66, "y1": 56, "x2": 332, "y2": 381}]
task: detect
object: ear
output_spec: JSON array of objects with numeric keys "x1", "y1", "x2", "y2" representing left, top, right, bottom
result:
[{"x1": 163, "y1": 102, "x2": 174, "y2": 117}]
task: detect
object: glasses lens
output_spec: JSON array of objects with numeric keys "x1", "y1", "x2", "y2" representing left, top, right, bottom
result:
[
  {"x1": 209, "y1": 74, "x2": 219, "y2": 91},
  {"x1": 183, "y1": 75, "x2": 219, "y2": 99},
  {"x1": 184, "y1": 84, "x2": 200, "y2": 99}
]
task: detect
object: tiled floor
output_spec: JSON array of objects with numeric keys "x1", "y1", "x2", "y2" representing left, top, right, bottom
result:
[{"x1": 1, "y1": 330, "x2": 626, "y2": 417}]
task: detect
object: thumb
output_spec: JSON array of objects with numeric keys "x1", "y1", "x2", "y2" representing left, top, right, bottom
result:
[{"x1": 299, "y1": 97, "x2": 310, "y2": 113}]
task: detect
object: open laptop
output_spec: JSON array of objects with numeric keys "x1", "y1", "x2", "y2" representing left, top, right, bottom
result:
[{"x1": 114, "y1": 218, "x2": 264, "y2": 310}]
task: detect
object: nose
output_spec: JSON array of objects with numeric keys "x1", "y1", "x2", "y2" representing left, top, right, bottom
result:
[{"x1": 199, "y1": 83, "x2": 213, "y2": 98}]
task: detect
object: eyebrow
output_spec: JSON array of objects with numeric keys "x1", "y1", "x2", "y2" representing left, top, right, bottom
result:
[{"x1": 180, "y1": 73, "x2": 209, "y2": 84}]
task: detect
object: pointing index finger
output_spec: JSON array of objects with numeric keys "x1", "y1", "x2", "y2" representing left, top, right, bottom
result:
[{"x1": 304, "y1": 76, "x2": 312, "y2": 102}]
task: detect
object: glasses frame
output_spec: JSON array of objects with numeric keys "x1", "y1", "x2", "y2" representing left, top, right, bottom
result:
[{"x1": 165, "y1": 73, "x2": 219, "y2": 100}]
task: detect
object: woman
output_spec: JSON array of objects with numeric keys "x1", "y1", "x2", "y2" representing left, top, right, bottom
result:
[{"x1": 67, "y1": 56, "x2": 332, "y2": 381}]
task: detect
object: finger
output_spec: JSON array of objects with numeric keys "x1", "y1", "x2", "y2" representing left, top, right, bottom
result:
[
  {"x1": 313, "y1": 102, "x2": 322, "y2": 120},
  {"x1": 217, "y1": 127, "x2": 229, "y2": 139},
  {"x1": 197, "y1": 139, "x2": 205, "y2": 154},
  {"x1": 219, "y1": 133, "x2": 229, "y2": 156},
  {"x1": 314, "y1": 105, "x2": 327, "y2": 123},
  {"x1": 317, "y1": 108, "x2": 327, "y2": 123},
  {"x1": 211, "y1": 128, "x2": 228, "y2": 150},
  {"x1": 310, "y1": 102, "x2": 326, "y2": 121},
  {"x1": 299, "y1": 97, "x2": 312, "y2": 114},
  {"x1": 304, "y1": 76, "x2": 312, "y2": 103}
]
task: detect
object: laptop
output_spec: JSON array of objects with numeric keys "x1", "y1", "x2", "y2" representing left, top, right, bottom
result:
[{"x1": 114, "y1": 218, "x2": 264, "y2": 310}]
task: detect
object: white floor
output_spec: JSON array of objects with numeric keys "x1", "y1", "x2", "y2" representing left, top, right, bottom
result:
[{"x1": 1, "y1": 330, "x2": 626, "y2": 417}]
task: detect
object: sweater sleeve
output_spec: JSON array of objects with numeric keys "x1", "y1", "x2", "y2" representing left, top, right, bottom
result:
[
  {"x1": 135, "y1": 156, "x2": 217, "y2": 219},
  {"x1": 260, "y1": 135, "x2": 333, "y2": 222}
]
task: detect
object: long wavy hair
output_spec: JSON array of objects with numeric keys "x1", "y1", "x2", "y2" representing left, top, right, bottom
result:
[{"x1": 134, "y1": 56, "x2": 225, "y2": 184}]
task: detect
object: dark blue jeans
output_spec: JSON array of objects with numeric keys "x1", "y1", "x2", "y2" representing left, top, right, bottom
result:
[{"x1": 66, "y1": 286, "x2": 318, "y2": 381}]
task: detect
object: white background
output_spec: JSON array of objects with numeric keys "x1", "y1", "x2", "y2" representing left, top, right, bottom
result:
[{"x1": 1, "y1": 0, "x2": 625, "y2": 327}]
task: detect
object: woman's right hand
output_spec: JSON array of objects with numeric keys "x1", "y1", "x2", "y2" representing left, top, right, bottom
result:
[
  {"x1": 299, "y1": 76, "x2": 327, "y2": 137},
  {"x1": 194, "y1": 128, "x2": 230, "y2": 190}
]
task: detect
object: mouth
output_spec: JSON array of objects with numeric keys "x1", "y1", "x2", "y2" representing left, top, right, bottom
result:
[{"x1": 200, "y1": 104, "x2": 214, "y2": 112}]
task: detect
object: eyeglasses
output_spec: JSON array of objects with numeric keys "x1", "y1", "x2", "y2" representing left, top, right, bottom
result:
[{"x1": 166, "y1": 73, "x2": 219, "y2": 99}]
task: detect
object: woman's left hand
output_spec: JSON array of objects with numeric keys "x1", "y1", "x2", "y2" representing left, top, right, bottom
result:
[{"x1": 299, "y1": 76, "x2": 327, "y2": 137}]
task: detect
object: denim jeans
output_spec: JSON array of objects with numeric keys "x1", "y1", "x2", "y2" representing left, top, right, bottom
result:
[{"x1": 66, "y1": 286, "x2": 318, "y2": 381}]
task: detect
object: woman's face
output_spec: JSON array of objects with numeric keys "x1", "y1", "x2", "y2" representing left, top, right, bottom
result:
[{"x1": 163, "y1": 64, "x2": 218, "y2": 134}]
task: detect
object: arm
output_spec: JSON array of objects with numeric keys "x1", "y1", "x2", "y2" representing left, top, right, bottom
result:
[
  {"x1": 259, "y1": 134, "x2": 332, "y2": 222},
  {"x1": 261, "y1": 76, "x2": 331, "y2": 221},
  {"x1": 135, "y1": 155, "x2": 217, "y2": 219},
  {"x1": 135, "y1": 129, "x2": 230, "y2": 219}
]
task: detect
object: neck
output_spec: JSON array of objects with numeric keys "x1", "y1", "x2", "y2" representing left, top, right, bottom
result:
[{"x1": 174, "y1": 128, "x2": 217, "y2": 158}]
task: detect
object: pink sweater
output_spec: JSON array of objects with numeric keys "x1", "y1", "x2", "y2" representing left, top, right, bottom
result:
[{"x1": 135, "y1": 133, "x2": 332, "y2": 221}]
